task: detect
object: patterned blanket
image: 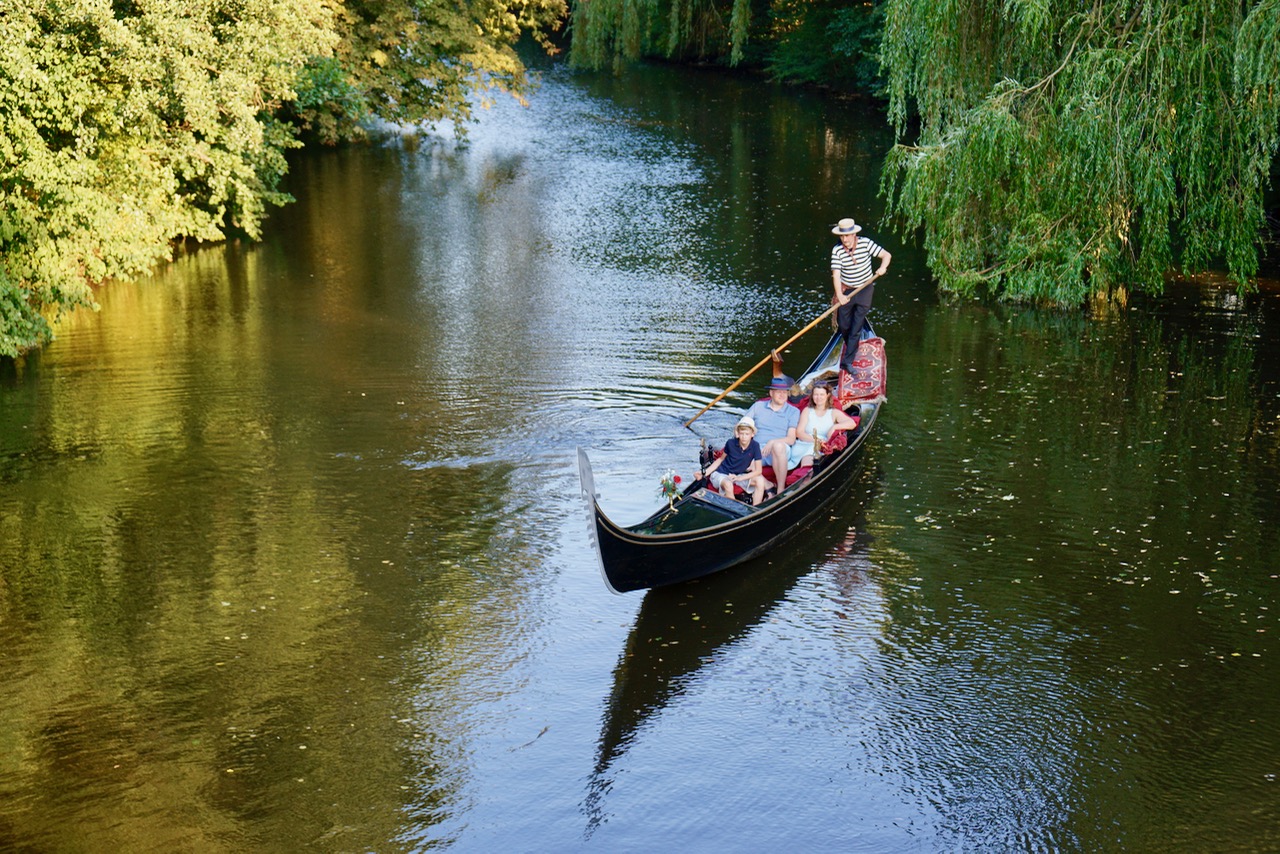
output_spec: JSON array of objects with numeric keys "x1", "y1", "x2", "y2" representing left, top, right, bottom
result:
[{"x1": 837, "y1": 336, "x2": 887, "y2": 406}]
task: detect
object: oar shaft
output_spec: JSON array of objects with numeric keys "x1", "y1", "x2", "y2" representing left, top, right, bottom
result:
[
  {"x1": 684, "y1": 276, "x2": 878, "y2": 428},
  {"x1": 682, "y1": 352, "x2": 780, "y2": 429},
  {"x1": 686, "y1": 277, "x2": 885, "y2": 427}
]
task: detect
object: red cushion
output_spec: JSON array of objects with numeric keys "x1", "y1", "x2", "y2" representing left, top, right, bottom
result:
[
  {"x1": 823, "y1": 429, "x2": 849, "y2": 453},
  {"x1": 735, "y1": 464, "x2": 812, "y2": 493},
  {"x1": 785, "y1": 466, "x2": 812, "y2": 486}
]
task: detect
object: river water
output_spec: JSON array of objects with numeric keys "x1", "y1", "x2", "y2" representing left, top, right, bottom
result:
[{"x1": 2, "y1": 61, "x2": 1278, "y2": 851}]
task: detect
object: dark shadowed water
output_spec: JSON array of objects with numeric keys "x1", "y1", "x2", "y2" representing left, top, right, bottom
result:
[{"x1": 2, "y1": 61, "x2": 1278, "y2": 851}]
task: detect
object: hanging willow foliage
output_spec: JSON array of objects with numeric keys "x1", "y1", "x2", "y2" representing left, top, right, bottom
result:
[
  {"x1": 880, "y1": 0, "x2": 1280, "y2": 303},
  {"x1": 570, "y1": 0, "x2": 754, "y2": 70}
]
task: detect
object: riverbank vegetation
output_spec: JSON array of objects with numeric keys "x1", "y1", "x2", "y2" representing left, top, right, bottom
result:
[
  {"x1": 570, "y1": 0, "x2": 1280, "y2": 305},
  {"x1": 4, "y1": 1, "x2": 1277, "y2": 356},
  {"x1": 568, "y1": 0, "x2": 884, "y2": 93},
  {"x1": 0, "y1": 0, "x2": 564, "y2": 357},
  {"x1": 879, "y1": 0, "x2": 1280, "y2": 304}
]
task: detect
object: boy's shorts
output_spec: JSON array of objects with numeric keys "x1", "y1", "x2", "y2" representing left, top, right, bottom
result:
[{"x1": 710, "y1": 471, "x2": 758, "y2": 492}]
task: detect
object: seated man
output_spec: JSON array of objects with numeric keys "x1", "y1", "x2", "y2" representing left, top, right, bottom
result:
[
  {"x1": 746, "y1": 376, "x2": 800, "y2": 496},
  {"x1": 698, "y1": 416, "x2": 767, "y2": 506}
]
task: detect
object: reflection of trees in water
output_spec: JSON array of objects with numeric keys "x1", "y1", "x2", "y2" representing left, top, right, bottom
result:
[
  {"x1": 0, "y1": 458, "x2": 529, "y2": 851},
  {"x1": 864, "y1": 297, "x2": 1280, "y2": 850},
  {"x1": 583, "y1": 461, "x2": 883, "y2": 836},
  {"x1": 0, "y1": 240, "x2": 541, "y2": 849},
  {"x1": 892, "y1": 299, "x2": 1277, "y2": 577}
]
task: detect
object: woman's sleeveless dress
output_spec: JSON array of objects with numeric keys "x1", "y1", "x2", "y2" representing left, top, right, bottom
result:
[{"x1": 788, "y1": 407, "x2": 836, "y2": 465}]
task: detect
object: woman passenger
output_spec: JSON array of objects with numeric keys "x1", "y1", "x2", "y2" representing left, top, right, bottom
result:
[{"x1": 789, "y1": 382, "x2": 860, "y2": 470}]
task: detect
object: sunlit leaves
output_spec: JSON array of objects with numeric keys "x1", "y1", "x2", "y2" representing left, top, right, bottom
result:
[
  {"x1": 0, "y1": 0, "x2": 567, "y2": 356},
  {"x1": 297, "y1": 0, "x2": 567, "y2": 143},
  {"x1": 880, "y1": 0, "x2": 1280, "y2": 305},
  {"x1": 0, "y1": 0, "x2": 336, "y2": 355}
]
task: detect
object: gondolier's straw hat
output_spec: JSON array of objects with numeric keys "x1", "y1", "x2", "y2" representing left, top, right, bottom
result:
[
  {"x1": 831, "y1": 217, "x2": 862, "y2": 235},
  {"x1": 736, "y1": 416, "x2": 757, "y2": 433}
]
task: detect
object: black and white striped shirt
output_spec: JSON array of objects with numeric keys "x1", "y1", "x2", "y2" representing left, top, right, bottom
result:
[{"x1": 831, "y1": 236, "x2": 885, "y2": 291}]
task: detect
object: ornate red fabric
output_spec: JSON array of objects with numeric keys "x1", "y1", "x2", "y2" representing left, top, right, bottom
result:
[
  {"x1": 821, "y1": 428, "x2": 849, "y2": 454},
  {"x1": 838, "y1": 336, "x2": 887, "y2": 406}
]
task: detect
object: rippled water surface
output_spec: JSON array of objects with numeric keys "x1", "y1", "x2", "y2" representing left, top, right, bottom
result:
[{"x1": 2, "y1": 61, "x2": 1278, "y2": 851}]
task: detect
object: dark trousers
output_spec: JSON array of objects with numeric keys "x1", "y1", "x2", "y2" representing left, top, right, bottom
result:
[{"x1": 837, "y1": 299, "x2": 870, "y2": 366}]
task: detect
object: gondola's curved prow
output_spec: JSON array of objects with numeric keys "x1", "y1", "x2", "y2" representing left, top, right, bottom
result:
[
  {"x1": 579, "y1": 330, "x2": 883, "y2": 594},
  {"x1": 578, "y1": 447, "x2": 623, "y2": 595}
]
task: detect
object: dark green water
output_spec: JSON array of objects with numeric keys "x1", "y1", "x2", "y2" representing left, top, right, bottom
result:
[{"x1": 1, "y1": 61, "x2": 1278, "y2": 851}]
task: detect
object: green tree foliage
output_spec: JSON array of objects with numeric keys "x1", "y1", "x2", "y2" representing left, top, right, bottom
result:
[
  {"x1": 568, "y1": 0, "x2": 880, "y2": 89},
  {"x1": 765, "y1": 1, "x2": 883, "y2": 91},
  {"x1": 0, "y1": 0, "x2": 336, "y2": 357},
  {"x1": 292, "y1": 0, "x2": 568, "y2": 144},
  {"x1": 568, "y1": 0, "x2": 883, "y2": 90},
  {"x1": 1, "y1": 0, "x2": 566, "y2": 357},
  {"x1": 570, "y1": 0, "x2": 758, "y2": 70},
  {"x1": 880, "y1": 0, "x2": 1280, "y2": 304}
]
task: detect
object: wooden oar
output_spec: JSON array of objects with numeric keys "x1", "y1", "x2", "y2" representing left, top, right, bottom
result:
[{"x1": 684, "y1": 277, "x2": 877, "y2": 428}]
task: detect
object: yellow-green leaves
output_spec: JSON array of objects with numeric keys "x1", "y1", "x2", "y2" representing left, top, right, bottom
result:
[
  {"x1": 0, "y1": 0, "x2": 566, "y2": 355},
  {"x1": 299, "y1": 0, "x2": 566, "y2": 142}
]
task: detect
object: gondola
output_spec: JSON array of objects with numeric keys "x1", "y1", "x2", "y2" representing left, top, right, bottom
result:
[{"x1": 579, "y1": 328, "x2": 885, "y2": 593}]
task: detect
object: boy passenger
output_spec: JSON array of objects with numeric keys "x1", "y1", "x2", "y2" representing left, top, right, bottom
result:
[{"x1": 698, "y1": 416, "x2": 767, "y2": 506}]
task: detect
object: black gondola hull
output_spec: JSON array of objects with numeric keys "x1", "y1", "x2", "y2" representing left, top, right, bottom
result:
[{"x1": 579, "y1": 401, "x2": 879, "y2": 593}]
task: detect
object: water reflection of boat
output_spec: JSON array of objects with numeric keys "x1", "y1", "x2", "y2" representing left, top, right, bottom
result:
[
  {"x1": 579, "y1": 331, "x2": 884, "y2": 593},
  {"x1": 583, "y1": 465, "x2": 880, "y2": 832}
]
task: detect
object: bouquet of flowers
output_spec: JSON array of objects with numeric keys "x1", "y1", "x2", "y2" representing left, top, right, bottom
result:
[{"x1": 657, "y1": 469, "x2": 683, "y2": 510}]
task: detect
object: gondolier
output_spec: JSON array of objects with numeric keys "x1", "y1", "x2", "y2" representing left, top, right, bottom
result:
[{"x1": 831, "y1": 217, "x2": 891, "y2": 372}]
